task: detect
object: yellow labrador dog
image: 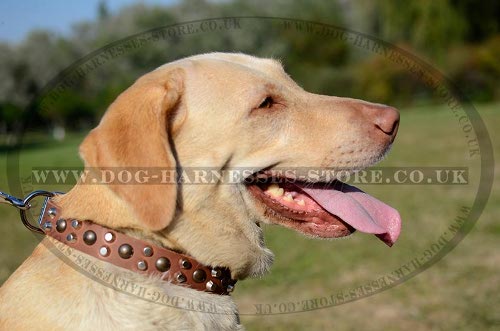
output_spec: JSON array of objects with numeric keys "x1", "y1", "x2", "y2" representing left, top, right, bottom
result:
[{"x1": 0, "y1": 53, "x2": 401, "y2": 330}]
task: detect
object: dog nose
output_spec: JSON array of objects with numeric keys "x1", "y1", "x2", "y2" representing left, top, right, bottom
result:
[
  {"x1": 375, "y1": 105, "x2": 399, "y2": 136},
  {"x1": 364, "y1": 103, "x2": 400, "y2": 140}
]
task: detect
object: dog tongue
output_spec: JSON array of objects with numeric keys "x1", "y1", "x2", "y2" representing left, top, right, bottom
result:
[{"x1": 302, "y1": 182, "x2": 401, "y2": 246}]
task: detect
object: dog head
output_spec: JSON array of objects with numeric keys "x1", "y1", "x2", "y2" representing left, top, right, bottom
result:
[{"x1": 78, "y1": 53, "x2": 400, "y2": 279}]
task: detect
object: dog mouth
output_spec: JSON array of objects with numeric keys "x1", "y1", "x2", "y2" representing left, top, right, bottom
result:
[{"x1": 246, "y1": 173, "x2": 401, "y2": 246}]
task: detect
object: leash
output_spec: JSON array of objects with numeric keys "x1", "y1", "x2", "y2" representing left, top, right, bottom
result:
[{"x1": 1, "y1": 190, "x2": 56, "y2": 234}]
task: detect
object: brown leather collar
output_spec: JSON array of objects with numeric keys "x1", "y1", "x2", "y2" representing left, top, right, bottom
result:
[{"x1": 39, "y1": 199, "x2": 236, "y2": 295}]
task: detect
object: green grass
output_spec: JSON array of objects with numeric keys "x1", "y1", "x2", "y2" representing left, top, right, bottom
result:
[
  {"x1": 0, "y1": 133, "x2": 85, "y2": 282},
  {"x1": 1, "y1": 103, "x2": 499, "y2": 330}
]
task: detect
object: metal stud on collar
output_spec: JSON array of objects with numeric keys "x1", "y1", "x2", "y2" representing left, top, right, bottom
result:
[
  {"x1": 155, "y1": 257, "x2": 170, "y2": 272},
  {"x1": 48, "y1": 208, "x2": 57, "y2": 218},
  {"x1": 118, "y1": 244, "x2": 134, "y2": 259},
  {"x1": 180, "y1": 259, "x2": 192, "y2": 269},
  {"x1": 143, "y1": 246, "x2": 153, "y2": 257},
  {"x1": 83, "y1": 230, "x2": 97, "y2": 245},
  {"x1": 192, "y1": 269, "x2": 207, "y2": 283},
  {"x1": 176, "y1": 272, "x2": 187, "y2": 283},
  {"x1": 66, "y1": 233, "x2": 77, "y2": 243},
  {"x1": 211, "y1": 268, "x2": 222, "y2": 278},
  {"x1": 56, "y1": 219, "x2": 67, "y2": 232},
  {"x1": 137, "y1": 260, "x2": 148, "y2": 271},
  {"x1": 206, "y1": 280, "x2": 217, "y2": 292},
  {"x1": 71, "y1": 220, "x2": 81, "y2": 229},
  {"x1": 104, "y1": 232, "x2": 115, "y2": 242},
  {"x1": 99, "y1": 246, "x2": 110, "y2": 257}
]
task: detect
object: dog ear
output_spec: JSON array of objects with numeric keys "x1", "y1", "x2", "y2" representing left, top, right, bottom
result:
[{"x1": 79, "y1": 68, "x2": 184, "y2": 231}]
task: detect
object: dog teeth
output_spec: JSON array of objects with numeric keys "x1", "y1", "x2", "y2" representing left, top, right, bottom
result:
[
  {"x1": 283, "y1": 193, "x2": 294, "y2": 202},
  {"x1": 296, "y1": 199, "x2": 305, "y2": 206},
  {"x1": 267, "y1": 184, "x2": 284, "y2": 197}
]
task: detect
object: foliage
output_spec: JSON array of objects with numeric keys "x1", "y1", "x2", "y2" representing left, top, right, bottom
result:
[
  {"x1": 0, "y1": 0, "x2": 498, "y2": 137},
  {"x1": 448, "y1": 35, "x2": 500, "y2": 102}
]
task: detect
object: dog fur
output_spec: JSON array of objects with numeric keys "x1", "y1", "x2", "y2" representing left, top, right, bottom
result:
[{"x1": 0, "y1": 53, "x2": 398, "y2": 330}]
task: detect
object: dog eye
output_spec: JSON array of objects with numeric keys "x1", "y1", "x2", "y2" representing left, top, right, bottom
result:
[{"x1": 258, "y1": 96, "x2": 274, "y2": 109}]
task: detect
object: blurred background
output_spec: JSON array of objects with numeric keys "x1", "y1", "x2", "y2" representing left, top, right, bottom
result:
[
  {"x1": 1, "y1": 0, "x2": 499, "y2": 139},
  {"x1": 0, "y1": 1, "x2": 499, "y2": 330}
]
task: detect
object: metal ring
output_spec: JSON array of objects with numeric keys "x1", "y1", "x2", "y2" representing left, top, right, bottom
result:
[{"x1": 20, "y1": 191, "x2": 55, "y2": 234}]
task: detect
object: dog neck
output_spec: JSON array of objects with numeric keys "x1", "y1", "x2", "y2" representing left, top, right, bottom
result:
[
  {"x1": 51, "y1": 184, "x2": 236, "y2": 295},
  {"x1": 55, "y1": 184, "x2": 158, "y2": 235},
  {"x1": 26, "y1": 238, "x2": 242, "y2": 330}
]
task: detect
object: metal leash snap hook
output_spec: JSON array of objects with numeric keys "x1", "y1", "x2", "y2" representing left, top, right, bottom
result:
[{"x1": 0, "y1": 191, "x2": 30, "y2": 210}]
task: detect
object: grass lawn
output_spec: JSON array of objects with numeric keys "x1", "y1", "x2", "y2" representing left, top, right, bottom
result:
[{"x1": 1, "y1": 103, "x2": 498, "y2": 330}]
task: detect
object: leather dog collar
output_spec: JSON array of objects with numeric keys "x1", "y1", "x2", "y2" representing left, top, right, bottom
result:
[{"x1": 38, "y1": 199, "x2": 236, "y2": 295}]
